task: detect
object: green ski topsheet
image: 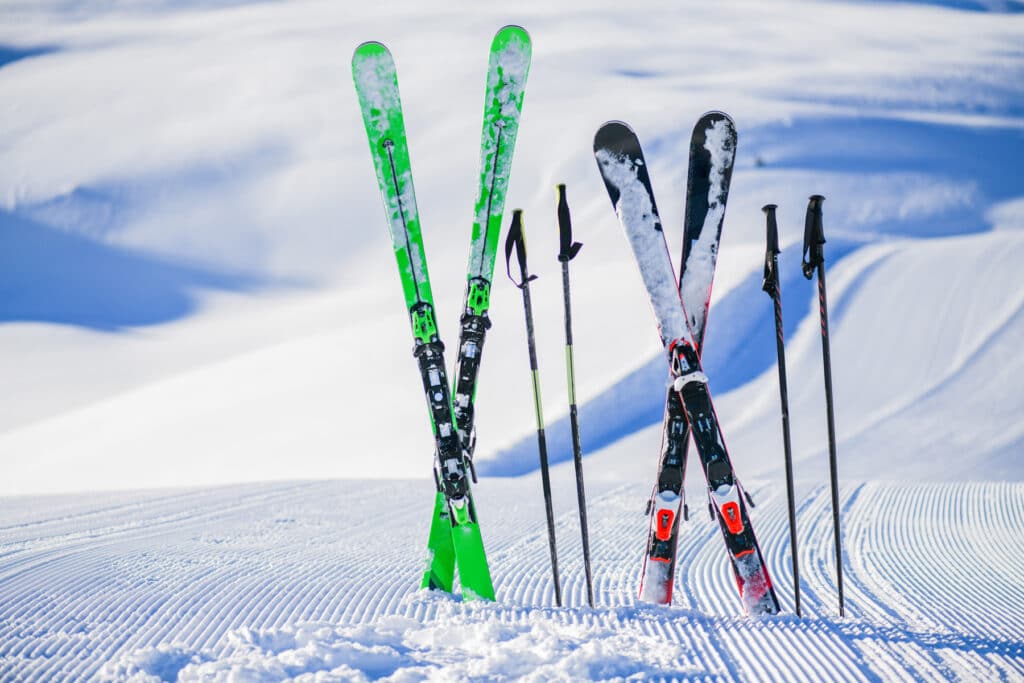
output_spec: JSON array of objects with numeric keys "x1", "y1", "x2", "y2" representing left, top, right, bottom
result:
[
  {"x1": 465, "y1": 26, "x2": 531, "y2": 313},
  {"x1": 351, "y1": 41, "x2": 435, "y2": 338}
]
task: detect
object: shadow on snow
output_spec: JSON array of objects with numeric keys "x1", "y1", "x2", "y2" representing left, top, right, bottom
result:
[{"x1": 0, "y1": 211, "x2": 261, "y2": 332}]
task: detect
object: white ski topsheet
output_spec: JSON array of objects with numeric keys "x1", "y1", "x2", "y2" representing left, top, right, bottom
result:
[
  {"x1": 595, "y1": 144, "x2": 691, "y2": 350},
  {"x1": 680, "y1": 115, "x2": 736, "y2": 343}
]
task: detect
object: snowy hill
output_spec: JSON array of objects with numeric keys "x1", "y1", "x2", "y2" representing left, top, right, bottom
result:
[{"x1": 1, "y1": 0, "x2": 1024, "y2": 679}]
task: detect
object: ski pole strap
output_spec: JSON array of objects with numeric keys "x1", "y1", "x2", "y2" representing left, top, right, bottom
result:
[
  {"x1": 556, "y1": 184, "x2": 583, "y2": 262},
  {"x1": 762, "y1": 204, "x2": 780, "y2": 296},
  {"x1": 504, "y1": 209, "x2": 537, "y2": 289},
  {"x1": 802, "y1": 194, "x2": 826, "y2": 279}
]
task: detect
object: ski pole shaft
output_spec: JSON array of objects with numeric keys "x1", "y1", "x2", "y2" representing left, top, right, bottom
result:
[
  {"x1": 556, "y1": 184, "x2": 594, "y2": 608},
  {"x1": 803, "y1": 194, "x2": 844, "y2": 617},
  {"x1": 762, "y1": 204, "x2": 802, "y2": 617},
  {"x1": 505, "y1": 209, "x2": 563, "y2": 607}
]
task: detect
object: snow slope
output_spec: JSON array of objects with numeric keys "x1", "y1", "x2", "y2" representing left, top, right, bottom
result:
[
  {"x1": 1, "y1": 475, "x2": 1023, "y2": 681},
  {"x1": 2, "y1": 0, "x2": 1024, "y2": 680},
  {"x1": 2, "y1": 0, "x2": 1023, "y2": 492}
]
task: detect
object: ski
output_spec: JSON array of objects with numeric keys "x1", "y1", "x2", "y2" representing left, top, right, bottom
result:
[
  {"x1": 352, "y1": 41, "x2": 494, "y2": 600},
  {"x1": 452, "y1": 25, "x2": 532, "y2": 456},
  {"x1": 594, "y1": 120, "x2": 779, "y2": 615},
  {"x1": 640, "y1": 112, "x2": 737, "y2": 604},
  {"x1": 421, "y1": 26, "x2": 531, "y2": 590}
]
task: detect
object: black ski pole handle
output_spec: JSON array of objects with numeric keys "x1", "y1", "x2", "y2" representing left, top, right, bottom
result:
[
  {"x1": 505, "y1": 209, "x2": 537, "y2": 289},
  {"x1": 802, "y1": 195, "x2": 826, "y2": 279},
  {"x1": 556, "y1": 184, "x2": 583, "y2": 262},
  {"x1": 762, "y1": 204, "x2": 780, "y2": 296}
]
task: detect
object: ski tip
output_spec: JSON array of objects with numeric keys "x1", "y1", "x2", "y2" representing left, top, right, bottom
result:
[
  {"x1": 697, "y1": 110, "x2": 735, "y2": 125},
  {"x1": 352, "y1": 40, "x2": 390, "y2": 63},
  {"x1": 493, "y1": 24, "x2": 532, "y2": 41},
  {"x1": 492, "y1": 25, "x2": 532, "y2": 52},
  {"x1": 593, "y1": 120, "x2": 638, "y2": 153},
  {"x1": 692, "y1": 111, "x2": 738, "y2": 147}
]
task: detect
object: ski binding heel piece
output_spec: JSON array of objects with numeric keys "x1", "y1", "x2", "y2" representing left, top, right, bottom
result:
[
  {"x1": 652, "y1": 491, "x2": 680, "y2": 541},
  {"x1": 710, "y1": 483, "x2": 744, "y2": 534}
]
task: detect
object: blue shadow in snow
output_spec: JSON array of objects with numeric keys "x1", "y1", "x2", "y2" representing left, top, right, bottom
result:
[
  {"x1": 0, "y1": 44, "x2": 58, "y2": 69},
  {"x1": 846, "y1": 0, "x2": 1024, "y2": 12},
  {"x1": 0, "y1": 210, "x2": 262, "y2": 331},
  {"x1": 745, "y1": 117, "x2": 1024, "y2": 236},
  {"x1": 481, "y1": 240, "x2": 862, "y2": 477},
  {"x1": 613, "y1": 69, "x2": 663, "y2": 80}
]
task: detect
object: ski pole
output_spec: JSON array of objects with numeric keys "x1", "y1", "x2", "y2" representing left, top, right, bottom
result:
[
  {"x1": 555, "y1": 184, "x2": 595, "y2": 608},
  {"x1": 802, "y1": 194, "x2": 844, "y2": 618},
  {"x1": 762, "y1": 204, "x2": 802, "y2": 618},
  {"x1": 505, "y1": 209, "x2": 563, "y2": 607}
]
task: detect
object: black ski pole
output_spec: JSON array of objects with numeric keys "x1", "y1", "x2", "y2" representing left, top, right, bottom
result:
[
  {"x1": 762, "y1": 204, "x2": 802, "y2": 618},
  {"x1": 555, "y1": 184, "x2": 595, "y2": 608},
  {"x1": 505, "y1": 209, "x2": 563, "y2": 607},
  {"x1": 802, "y1": 194, "x2": 844, "y2": 618}
]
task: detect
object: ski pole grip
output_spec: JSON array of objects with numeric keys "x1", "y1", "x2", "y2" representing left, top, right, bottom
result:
[
  {"x1": 802, "y1": 194, "x2": 826, "y2": 279},
  {"x1": 763, "y1": 204, "x2": 780, "y2": 256},
  {"x1": 762, "y1": 204, "x2": 780, "y2": 295},
  {"x1": 556, "y1": 184, "x2": 583, "y2": 262},
  {"x1": 504, "y1": 209, "x2": 536, "y2": 288}
]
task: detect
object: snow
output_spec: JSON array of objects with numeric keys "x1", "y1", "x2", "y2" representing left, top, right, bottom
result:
[
  {"x1": 2, "y1": 0, "x2": 1024, "y2": 679},
  {"x1": 3, "y1": 477, "x2": 1024, "y2": 680}
]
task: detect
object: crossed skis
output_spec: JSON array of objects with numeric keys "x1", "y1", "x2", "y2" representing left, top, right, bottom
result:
[
  {"x1": 354, "y1": 27, "x2": 582, "y2": 602},
  {"x1": 594, "y1": 118, "x2": 781, "y2": 616}
]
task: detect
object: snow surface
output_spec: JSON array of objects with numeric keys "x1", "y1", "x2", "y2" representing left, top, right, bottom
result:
[
  {"x1": 2, "y1": 477, "x2": 1023, "y2": 680},
  {"x1": 2, "y1": 0, "x2": 1024, "y2": 679}
]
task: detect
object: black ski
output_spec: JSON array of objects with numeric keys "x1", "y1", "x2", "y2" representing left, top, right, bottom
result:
[
  {"x1": 595, "y1": 120, "x2": 779, "y2": 615},
  {"x1": 640, "y1": 112, "x2": 737, "y2": 605}
]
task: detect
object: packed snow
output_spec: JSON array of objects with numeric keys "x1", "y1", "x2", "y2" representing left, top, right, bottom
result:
[{"x1": 2, "y1": 0, "x2": 1023, "y2": 680}]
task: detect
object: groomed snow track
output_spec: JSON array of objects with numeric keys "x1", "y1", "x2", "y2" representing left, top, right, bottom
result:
[{"x1": 1, "y1": 477, "x2": 1022, "y2": 681}]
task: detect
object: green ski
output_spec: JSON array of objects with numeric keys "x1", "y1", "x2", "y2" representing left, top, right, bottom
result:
[
  {"x1": 452, "y1": 25, "x2": 532, "y2": 455},
  {"x1": 352, "y1": 41, "x2": 494, "y2": 600},
  {"x1": 421, "y1": 25, "x2": 532, "y2": 588}
]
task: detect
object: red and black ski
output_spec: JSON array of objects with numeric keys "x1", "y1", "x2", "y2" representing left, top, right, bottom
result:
[{"x1": 594, "y1": 119, "x2": 779, "y2": 615}]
